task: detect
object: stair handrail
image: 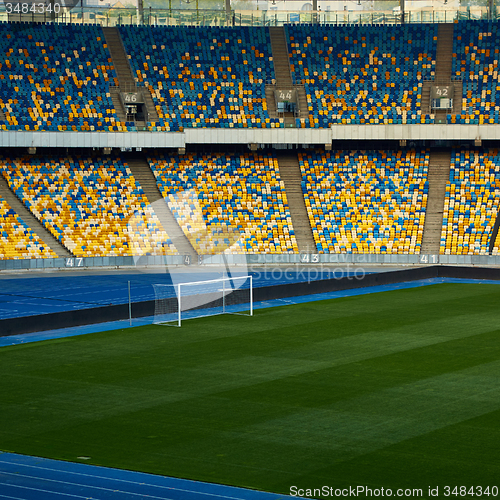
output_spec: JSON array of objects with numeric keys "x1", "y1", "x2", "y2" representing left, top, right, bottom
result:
[
  {"x1": 109, "y1": 82, "x2": 139, "y2": 92},
  {"x1": 422, "y1": 76, "x2": 463, "y2": 83}
]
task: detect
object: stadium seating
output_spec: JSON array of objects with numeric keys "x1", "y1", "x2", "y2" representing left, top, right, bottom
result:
[
  {"x1": 449, "y1": 21, "x2": 500, "y2": 124},
  {"x1": 149, "y1": 152, "x2": 298, "y2": 253},
  {"x1": 287, "y1": 24, "x2": 438, "y2": 127},
  {"x1": 0, "y1": 23, "x2": 123, "y2": 131},
  {"x1": 300, "y1": 149, "x2": 429, "y2": 253},
  {"x1": 441, "y1": 148, "x2": 500, "y2": 254},
  {"x1": 118, "y1": 26, "x2": 282, "y2": 131},
  {"x1": 0, "y1": 197, "x2": 56, "y2": 259},
  {"x1": 0, "y1": 156, "x2": 177, "y2": 257}
]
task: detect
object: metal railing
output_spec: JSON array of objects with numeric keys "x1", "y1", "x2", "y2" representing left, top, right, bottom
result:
[
  {"x1": 110, "y1": 83, "x2": 139, "y2": 93},
  {"x1": 1, "y1": 5, "x2": 499, "y2": 28}
]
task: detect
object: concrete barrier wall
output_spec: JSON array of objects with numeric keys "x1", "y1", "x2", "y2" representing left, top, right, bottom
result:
[
  {"x1": 3, "y1": 124, "x2": 500, "y2": 148},
  {"x1": 4, "y1": 253, "x2": 500, "y2": 271}
]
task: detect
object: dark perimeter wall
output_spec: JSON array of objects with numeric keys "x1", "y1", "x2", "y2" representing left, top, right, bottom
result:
[{"x1": 2, "y1": 265, "x2": 500, "y2": 336}]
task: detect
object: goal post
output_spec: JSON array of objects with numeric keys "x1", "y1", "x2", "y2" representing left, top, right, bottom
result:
[{"x1": 153, "y1": 275, "x2": 253, "y2": 327}]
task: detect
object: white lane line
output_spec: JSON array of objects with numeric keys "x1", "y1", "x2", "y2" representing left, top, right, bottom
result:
[
  {"x1": 0, "y1": 481, "x2": 89, "y2": 499},
  {"x1": 0, "y1": 463, "x2": 269, "y2": 500},
  {"x1": 0, "y1": 494, "x2": 30, "y2": 500},
  {"x1": 0, "y1": 473, "x2": 174, "y2": 500}
]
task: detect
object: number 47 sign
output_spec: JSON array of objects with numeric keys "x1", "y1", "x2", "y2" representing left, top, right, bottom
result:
[{"x1": 66, "y1": 258, "x2": 84, "y2": 267}]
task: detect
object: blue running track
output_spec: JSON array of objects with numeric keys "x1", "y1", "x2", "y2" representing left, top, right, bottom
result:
[
  {"x1": 0, "y1": 452, "x2": 294, "y2": 500},
  {"x1": 0, "y1": 268, "x2": 370, "y2": 320}
]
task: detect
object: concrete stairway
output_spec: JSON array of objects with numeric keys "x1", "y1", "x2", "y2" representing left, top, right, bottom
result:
[
  {"x1": 269, "y1": 27, "x2": 308, "y2": 117},
  {"x1": 102, "y1": 27, "x2": 131, "y2": 120},
  {"x1": 140, "y1": 91, "x2": 159, "y2": 125},
  {"x1": 421, "y1": 151, "x2": 451, "y2": 255},
  {"x1": 265, "y1": 86, "x2": 277, "y2": 116},
  {"x1": 0, "y1": 175, "x2": 71, "y2": 257},
  {"x1": 125, "y1": 156, "x2": 197, "y2": 258},
  {"x1": 102, "y1": 27, "x2": 136, "y2": 86},
  {"x1": 267, "y1": 27, "x2": 307, "y2": 127},
  {"x1": 295, "y1": 85, "x2": 308, "y2": 119},
  {"x1": 434, "y1": 24, "x2": 458, "y2": 122},
  {"x1": 450, "y1": 80, "x2": 463, "y2": 116},
  {"x1": 109, "y1": 89, "x2": 127, "y2": 123},
  {"x1": 489, "y1": 210, "x2": 500, "y2": 254},
  {"x1": 435, "y1": 24, "x2": 454, "y2": 79},
  {"x1": 269, "y1": 27, "x2": 293, "y2": 86},
  {"x1": 420, "y1": 82, "x2": 431, "y2": 114},
  {"x1": 421, "y1": 24, "x2": 459, "y2": 118},
  {"x1": 277, "y1": 154, "x2": 316, "y2": 253},
  {"x1": 102, "y1": 27, "x2": 159, "y2": 125}
]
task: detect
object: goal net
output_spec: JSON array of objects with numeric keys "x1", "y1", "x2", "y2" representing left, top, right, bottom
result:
[{"x1": 153, "y1": 275, "x2": 253, "y2": 327}]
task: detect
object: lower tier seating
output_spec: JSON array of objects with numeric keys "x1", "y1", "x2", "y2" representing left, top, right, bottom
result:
[
  {"x1": 0, "y1": 197, "x2": 56, "y2": 259},
  {"x1": 441, "y1": 148, "x2": 500, "y2": 255},
  {"x1": 0, "y1": 156, "x2": 177, "y2": 257},
  {"x1": 300, "y1": 149, "x2": 429, "y2": 253},
  {"x1": 149, "y1": 152, "x2": 298, "y2": 254}
]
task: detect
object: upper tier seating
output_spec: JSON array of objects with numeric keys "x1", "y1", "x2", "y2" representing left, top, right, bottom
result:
[
  {"x1": 300, "y1": 149, "x2": 429, "y2": 253},
  {"x1": 149, "y1": 153, "x2": 298, "y2": 253},
  {"x1": 0, "y1": 23, "x2": 123, "y2": 131},
  {"x1": 0, "y1": 156, "x2": 176, "y2": 257},
  {"x1": 441, "y1": 148, "x2": 500, "y2": 254},
  {"x1": 287, "y1": 24, "x2": 437, "y2": 127},
  {"x1": 118, "y1": 26, "x2": 282, "y2": 131},
  {"x1": 0, "y1": 197, "x2": 56, "y2": 259},
  {"x1": 449, "y1": 21, "x2": 500, "y2": 124}
]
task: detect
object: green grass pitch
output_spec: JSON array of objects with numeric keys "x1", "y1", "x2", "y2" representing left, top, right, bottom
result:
[{"x1": 1, "y1": 283, "x2": 500, "y2": 497}]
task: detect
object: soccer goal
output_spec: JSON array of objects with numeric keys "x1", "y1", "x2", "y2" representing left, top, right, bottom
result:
[{"x1": 153, "y1": 275, "x2": 253, "y2": 327}]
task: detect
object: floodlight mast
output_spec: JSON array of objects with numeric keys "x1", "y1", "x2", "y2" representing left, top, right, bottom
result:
[{"x1": 137, "y1": 0, "x2": 143, "y2": 24}]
